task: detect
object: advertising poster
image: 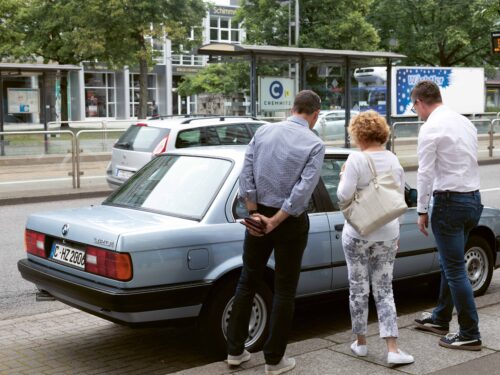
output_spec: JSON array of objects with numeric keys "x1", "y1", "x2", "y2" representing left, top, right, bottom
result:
[
  {"x1": 392, "y1": 67, "x2": 485, "y2": 116},
  {"x1": 7, "y1": 88, "x2": 40, "y2": 114}
]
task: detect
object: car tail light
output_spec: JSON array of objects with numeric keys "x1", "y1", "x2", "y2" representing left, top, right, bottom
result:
[
  {"x1": 25, "y1": 230, "x2": 46, "y2": 258},
  {"x1": 153, "y1": 135, "x2": 169, "y2": 155},
  {"x1": 136, "y1": 123, "x2": 148, "y2": 127},
  {"x1": 85, "y1": 246, "x2": 133, "y2": 281}
]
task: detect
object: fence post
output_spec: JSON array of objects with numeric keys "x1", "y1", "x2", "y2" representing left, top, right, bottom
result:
[
  {"x1": 75, "y1": 131, "x2": 82, "y2": 188},
  {"x1": 491, "y1": 119, "x2": 498, "y2": 158}
]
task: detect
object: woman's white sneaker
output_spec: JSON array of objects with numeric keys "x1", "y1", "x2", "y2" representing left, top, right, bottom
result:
[
  {"x1": 387, "y1": 349, "x2": 414, "y2": 365},
  {"x1": 350, "y1": 341, "x2": 368, "y2": 357}
]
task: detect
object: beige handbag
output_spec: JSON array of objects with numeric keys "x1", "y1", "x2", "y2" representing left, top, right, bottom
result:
[{"x1": 339, "y1": 153, "x2": 408, "y2": 236}]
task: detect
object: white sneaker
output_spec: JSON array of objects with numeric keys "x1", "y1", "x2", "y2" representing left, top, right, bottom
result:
[
  {"x1": 265, "y1": 357, "x2": 296, "y2": 375},
  {"x1": 350, "y1": 340, "x2": 368, "y2": 357},
  {"x1": 227, "y1": 349, "x2": 251, "y2": 366},
  {"x1": 387, "y1": 349, "x2": 414, "y2": 365}
]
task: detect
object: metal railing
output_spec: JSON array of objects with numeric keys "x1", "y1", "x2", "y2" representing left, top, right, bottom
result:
[
  {"x1": 1, "y1": 115, "x2": 499, "y2": 192},
  {"x1": 391, "y1": 118, "x2": 497, "y2": 157},
  {"x1": 390, "y1": 121, "x2": 423, "y2": 153},
  {"x1": 75, "y1": 129, "x2": 126, "y2": 188},
  {"x1": 0, "y1": 130, "x2": 77, "y2": 188}
]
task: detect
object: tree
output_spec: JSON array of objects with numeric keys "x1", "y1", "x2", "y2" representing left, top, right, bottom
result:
[
  {"x1": 177, "y1": 63, "x2": 250, "y2": 97},
  {"x1": 370, "y1": 0, "x2": 500, "y2": 68},
  {"x1": 7, "y1": 0, "x2": 207, "y2": 120},
  {"x1": 0, "y1": 0, "x2": 25, "y2": 60},
  {"x1": 237, "y1": 0, "x2": 380, "y2": 51},
  {"x1": 13, "y1": 0, "x2": 110, "y2": 123},
  {"x1": 177, "y1": 62, "x2": 250, "y2": 114},
  {"x1": 97, "y1": 0, "x2": 207, "y2": 118}
]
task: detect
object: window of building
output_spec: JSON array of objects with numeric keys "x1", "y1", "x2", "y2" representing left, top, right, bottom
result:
[
  {"x1": 84, "y1": 72, "x2": 116, "y2": 118},
  {"x1": 209, "y1": 16, "x2": 241, "y2": 43},
  {"x1": 129, "y1": 73, "x2": 157, "y2": 118}
]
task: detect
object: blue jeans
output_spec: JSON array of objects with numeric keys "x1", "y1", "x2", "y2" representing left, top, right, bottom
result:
[
  {"x1": 431, "y1": 191, "x2": 483, "y2": 340},
  {"x1": 226, "y1": 205, "x2": 309, "y2": 365}
]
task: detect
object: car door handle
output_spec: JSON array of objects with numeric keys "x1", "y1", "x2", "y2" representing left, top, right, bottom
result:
[{"x1": 334, "y1": 224, "x2": 344, "y2": 231}]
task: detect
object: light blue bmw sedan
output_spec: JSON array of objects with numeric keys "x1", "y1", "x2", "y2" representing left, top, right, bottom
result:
[{"x1": 18, "y1": 146, "x2": 500, "y2": 354}]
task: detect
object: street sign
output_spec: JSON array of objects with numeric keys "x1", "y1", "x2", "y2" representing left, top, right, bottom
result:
[
  {"x1": 492, "y1": 31, "x2": 500, "y2": 54},
  {"x1": 259, "y1": 77, "x2": 295, "y2": 111}
]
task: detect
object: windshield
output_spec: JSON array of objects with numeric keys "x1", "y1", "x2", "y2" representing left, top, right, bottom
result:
[{"x1": 104, "y1": 155, "x2": 233, "y2": 219}]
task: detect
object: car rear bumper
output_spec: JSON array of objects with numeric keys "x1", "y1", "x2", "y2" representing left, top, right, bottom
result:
[
  {"x1": 18, "y1": 258, "x2": 212, "y2": 324},
  {"x1": 106, "y1": 176, "x2": 123, "y2": 190}
]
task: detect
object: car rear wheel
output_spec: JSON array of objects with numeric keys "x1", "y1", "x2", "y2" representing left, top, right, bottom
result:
[
  {"x1": 466, "y1": 236, "x2": 493, "y2": 296},
  {"x1": 200, "y1": 276, "x2": 272, "y2": 356}
]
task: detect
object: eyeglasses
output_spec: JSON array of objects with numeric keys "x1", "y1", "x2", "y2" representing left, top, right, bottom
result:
[{"x1": 411, "y1": 99, "x2": 418, "y2": 114}]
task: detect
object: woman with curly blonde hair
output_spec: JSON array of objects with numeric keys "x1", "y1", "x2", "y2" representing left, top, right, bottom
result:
[{"x1": 337, "y1": 110, "x2": 414, "y2": 365}]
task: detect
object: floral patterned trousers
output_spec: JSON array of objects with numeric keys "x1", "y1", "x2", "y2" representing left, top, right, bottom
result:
[{"x1": 342, "y1": 232, "x2": 399, "y2": 338}]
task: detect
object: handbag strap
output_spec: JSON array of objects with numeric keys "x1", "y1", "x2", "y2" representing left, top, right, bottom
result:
[{"x1": 362, "y1": 152, "x2": 378, "y2": 178}]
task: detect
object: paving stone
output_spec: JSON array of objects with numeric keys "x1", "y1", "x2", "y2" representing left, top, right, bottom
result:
[
  {"x1": 332, "y1": 328, "x2": 493, "y2": 375},
  {"x1": 236, "y1": 349, "x2": 396, "y2": 375}
]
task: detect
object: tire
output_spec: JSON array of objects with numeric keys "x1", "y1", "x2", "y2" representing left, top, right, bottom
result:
[
  {"x1": 200, "y1": 276, "x2": 272, "y2": 356},
  {"x1": 465, "y1": 236, "x2": 493, "y2": 296}
]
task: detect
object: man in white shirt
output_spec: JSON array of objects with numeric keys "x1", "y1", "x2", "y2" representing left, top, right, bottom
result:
[{"x1": 411, "y1": 80, "x2": 483, "y2": 351}]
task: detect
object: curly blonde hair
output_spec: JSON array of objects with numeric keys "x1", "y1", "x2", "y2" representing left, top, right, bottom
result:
[{"x1": 348, "y1": 110, "x2": 390, "y2": 145}]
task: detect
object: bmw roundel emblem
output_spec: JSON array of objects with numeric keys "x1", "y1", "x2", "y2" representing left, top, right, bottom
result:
[{"x1": 62, "y1": 224, "x2": 69, "y2": 236}]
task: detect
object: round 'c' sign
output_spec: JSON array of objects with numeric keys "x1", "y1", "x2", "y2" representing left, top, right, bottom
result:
[{"x1": 269, "y1": 81, "x2": 284, "y2": 99}]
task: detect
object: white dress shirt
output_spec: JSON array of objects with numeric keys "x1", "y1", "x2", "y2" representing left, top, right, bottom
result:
[
  {"x1": 417, "y1": 105, "x2": 480, "y2": 213},
  {"x1": 337, "y1": 150, "x2": 405, "y2": 241}
]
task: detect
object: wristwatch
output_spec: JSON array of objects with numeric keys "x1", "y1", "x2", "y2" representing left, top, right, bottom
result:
[{"x1": 417, "y1": 212, "x2": 428, "y2": 216}]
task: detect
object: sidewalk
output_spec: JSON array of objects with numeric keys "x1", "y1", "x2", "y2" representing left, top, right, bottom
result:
[{"x1": 174, "y1": 290, "x2": 500, "y2": 375}]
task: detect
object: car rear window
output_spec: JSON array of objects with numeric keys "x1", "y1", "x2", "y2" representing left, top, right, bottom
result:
[
  {"x1": 114, "y1": 125, "x2": 170, "y2": 152},
  {"x1": 104, "y1": 155, "x2": 232, "y2": 220}
]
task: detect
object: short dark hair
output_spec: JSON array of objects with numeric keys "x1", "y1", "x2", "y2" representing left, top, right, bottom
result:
[
  {"x1": 411, "y1": 80, "x2": 442, "y2": 105},
  {"x1": 292, "y1": 90, "x2": 321, "y2": 114}
]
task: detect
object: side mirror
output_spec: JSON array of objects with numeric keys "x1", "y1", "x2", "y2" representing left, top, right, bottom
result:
[{"x1": 407, "y1": 188, "x2": 418, "y2": 207}]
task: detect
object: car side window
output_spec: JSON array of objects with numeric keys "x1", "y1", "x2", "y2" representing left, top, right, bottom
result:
[
  {"x1": 321, "y1": 158, "x2": 346, "y2": 211},
  {"x1": 215, "y1": 124, "x2": 252, "y2": 145},
  {"x1": 176, "y1": 127, "x2": 220, "y2": 148},
  {"x1": 247, "y1": 123, "x2": 264, "y2": 135}
]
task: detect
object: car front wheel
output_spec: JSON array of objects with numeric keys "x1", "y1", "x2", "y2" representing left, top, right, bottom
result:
[
  {"x1": 201, "y1": 276, "x2": 272, "y2": 356},
  {"x1": 466, "y1": 236, "x2": 493, "y2": 296}
]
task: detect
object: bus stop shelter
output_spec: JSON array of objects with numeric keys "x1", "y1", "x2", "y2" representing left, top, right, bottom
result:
[{"x1": 197, "y1": 43, "x2": 406, "y2": 147}]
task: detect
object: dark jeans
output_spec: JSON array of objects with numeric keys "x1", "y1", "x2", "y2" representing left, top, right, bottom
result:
[
  {"x1": 227, "y1": 205, "x2": 309, "y2": 365},
  {"x1": 431, "y1": 191, "x2": 483, "y2": 340}
]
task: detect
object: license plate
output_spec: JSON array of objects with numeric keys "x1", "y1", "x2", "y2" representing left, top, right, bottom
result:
[
  {"x1": 50, "y1": 243, "x2": 85, "y2": 269},
  {"x1": 116, "y1": 169, "x2": 134, "y2": 179}
]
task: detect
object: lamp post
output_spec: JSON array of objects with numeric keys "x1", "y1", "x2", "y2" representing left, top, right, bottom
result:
[{"x1": 280, "y1": 1, "x2": 300, "y2": 91}]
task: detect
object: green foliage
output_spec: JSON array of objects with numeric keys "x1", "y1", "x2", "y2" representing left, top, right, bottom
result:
[
  {"x1": 237, "y1": 0, "x2": 380, "y2": 50},
  {"x1": 177, "y1": 63, "x2": 250, "y2": 96},
  {"x1": 0, "y1": 0, "x2": 26, "y2": 60},
  {"x1": 370, "y1": 0, "x2": 500, "y2": 67}
]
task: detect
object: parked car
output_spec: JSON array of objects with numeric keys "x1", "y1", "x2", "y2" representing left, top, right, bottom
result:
[
  {"x1": 19, "y1": 146, "x2": 500, "y2": 354},
  {"x1": 314, "y1": 110, "x2": 359, "y2": 141},
  {"x1": 106, "y1": 116, "x2": 266, "y2": 188}
]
